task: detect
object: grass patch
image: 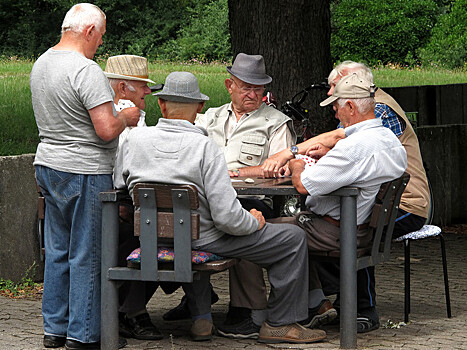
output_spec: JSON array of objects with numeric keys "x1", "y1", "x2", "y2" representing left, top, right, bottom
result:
[
  {"x1": 0, "y1": 262, "x2": 43, "y2": 300},
  {"x1": 1, "y1": 59, "x2": 466, "y2": 156}
]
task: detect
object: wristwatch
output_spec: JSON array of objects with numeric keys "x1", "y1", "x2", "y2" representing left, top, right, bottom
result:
[{"x1": 290, "y1": 145, "x2": 298, "y2": 158}]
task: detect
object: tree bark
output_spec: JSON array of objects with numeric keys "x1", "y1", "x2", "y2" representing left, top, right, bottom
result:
[{"x1": 228, "y1": 0, "x2": 335, "y2": 135}]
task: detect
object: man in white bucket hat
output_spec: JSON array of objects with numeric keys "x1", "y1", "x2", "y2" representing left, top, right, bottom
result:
[{"x1": 114, "y1": 71, "x2": 327, "y2": 345}]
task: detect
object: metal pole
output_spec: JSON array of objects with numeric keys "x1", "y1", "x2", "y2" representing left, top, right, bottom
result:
[
  {"x1": 339, "y1": 195, "x2": 358, "y2": 349},
  {"x1": 100, "y1": 198, "x2": 120, "y2": 350}
]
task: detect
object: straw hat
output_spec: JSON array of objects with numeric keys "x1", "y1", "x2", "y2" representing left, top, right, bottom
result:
[
  {"x1": 154, "y1": 71, "x2": 209, "y2": 103},
  {"x1": 104, "y1": 55, "x2": 155, "y2": 84}
]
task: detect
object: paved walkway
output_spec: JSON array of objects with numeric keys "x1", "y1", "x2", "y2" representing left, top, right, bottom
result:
[{"x1": 1, "y1": 227, "x2": 466, "y2": 349}]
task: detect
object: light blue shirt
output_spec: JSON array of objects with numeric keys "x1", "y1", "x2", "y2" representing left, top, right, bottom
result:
[{"x1": 302, "y1": 118, "x2": 407, "y2": 224}]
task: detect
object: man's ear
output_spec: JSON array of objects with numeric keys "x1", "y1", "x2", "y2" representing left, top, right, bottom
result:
[
  {"x1": 158, "y1": 99, "x2": 166, "y2": 115},
  {"x1": 225, "y1": 78, "x2": 233, "y2": 93},
  {"x1": 84, "y1": 24, "x2": 95, "y2": 41},
  {"x1": 197, "y1": 101, "x2": 205, "y2": 113}
]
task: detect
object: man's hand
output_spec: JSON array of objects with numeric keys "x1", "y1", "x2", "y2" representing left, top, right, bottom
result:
[
  {"x1": 250, "y1": 208, "x2": 266, "y2": 230},
  {"x1": 306, "y1": 143, "x2": 331, "y2": 160},
  {"x1": 228, "y1": 170, "x2": 239, "y2": 177},
  {"x1": 118, "y1": 106, "x2": 140, "y2": 127},
  {"x1": 261, "y1": 149, "x2": 292, "y2": 178},
  {"x1": 288, "y1": 159, "x2": 308, "y2": 194}
]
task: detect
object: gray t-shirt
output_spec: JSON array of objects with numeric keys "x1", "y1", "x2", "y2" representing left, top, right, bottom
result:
[{"x1": 30, "y1": 49, "x2": 116, "y2": 174}]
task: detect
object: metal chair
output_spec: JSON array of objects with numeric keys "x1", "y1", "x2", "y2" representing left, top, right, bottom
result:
[{"x1": 394, "y1": 224, "x2": 452, "y2": 323}]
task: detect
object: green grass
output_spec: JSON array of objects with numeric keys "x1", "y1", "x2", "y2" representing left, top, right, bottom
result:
[{"x1": 1, "y1": 58, "x2": 466, "y2": 156}]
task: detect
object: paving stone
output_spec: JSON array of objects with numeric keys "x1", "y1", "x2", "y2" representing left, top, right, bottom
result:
[{"x1": 0, "y1": 231, "x2": 465, "y2": 349}]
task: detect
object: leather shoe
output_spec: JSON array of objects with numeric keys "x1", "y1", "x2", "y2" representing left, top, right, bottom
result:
[
  {"x1": 120, "y1": 313, "x2": 163, "y2": 340},
  {"x1": 43, "y1": 335, "x2": 66, "y2": 348},
  {"x1": 163, "y1": 289, "x2": 219, "y2": 321},
  {"x1": 190, "y1": 319, "x2": 215, "y2": 341},
  {"x1": 65, "y1": 337, "x2": 127, "y2": 349},
  {"x1": 300, "y1": 299, "x2": 338, "y2": 328}
]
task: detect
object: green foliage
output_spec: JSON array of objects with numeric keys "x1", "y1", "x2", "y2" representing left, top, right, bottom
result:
[
  {"x1": 419, "y1": 0, "x2": 467, "y2": 68},
  {"x1": 158, "y1": 0, "x2": 231, "y2": 62},
  {"x1": 331, "y1": 0, "x2": 438, "y2": 65},
  {"x1": 0, "y1": 262, "x2": 40, "y2": 298}
]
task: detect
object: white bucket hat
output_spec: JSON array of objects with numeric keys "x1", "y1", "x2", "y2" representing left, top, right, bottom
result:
[
  {"x1": 154, "y1": 71, "x2": 209, "y2": 103},
  {"x1": 104, "y1": 55, "x2": 156, "y2": 84}
]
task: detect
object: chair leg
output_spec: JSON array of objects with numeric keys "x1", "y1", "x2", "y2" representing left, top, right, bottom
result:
[
  {"x1": 439, "y1": 234, "x2": 452, "y2": 318},
  {"x1": 404, "y1": 239, "x2": 411, "y2": 323}
]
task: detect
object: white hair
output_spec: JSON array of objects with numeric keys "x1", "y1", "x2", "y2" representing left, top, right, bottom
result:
[
  {"x1": 109, "y1": 79, "x2": 136, "y2": 92},
  {"x1": 328, "y1": 61, "x2": 374, "y2": 85},
  {"x1": 61, "y1": 3, "x2": 106, "y2": 35},
  {"x1": 337, "y1": 97, "x2": 375, "y2": 115}
]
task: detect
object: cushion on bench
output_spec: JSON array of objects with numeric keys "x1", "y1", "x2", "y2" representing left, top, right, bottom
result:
[{"x1": 127, "y1": 247, "x2": 225, "y2": 264}]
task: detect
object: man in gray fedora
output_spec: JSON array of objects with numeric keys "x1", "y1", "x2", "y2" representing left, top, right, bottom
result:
[
  {"x1": 114, "y1": 71, "x2": 327, "y2": 344},
  {"x1": 164, "y1": 53, "x2": 298, "y2": 339}
]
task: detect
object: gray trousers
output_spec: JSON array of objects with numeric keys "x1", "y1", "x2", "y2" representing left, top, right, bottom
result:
[
  {"x1": 229, "y1": 214, "x2": 372, "y2": 306},
  {"x1": 194, "y1": 223, "x2": 309, "y2": 326}
]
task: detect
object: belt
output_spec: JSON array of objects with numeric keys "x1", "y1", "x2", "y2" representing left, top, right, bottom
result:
[{"x1": 322, "y1": 215, "x2": 369, "y2": 230}]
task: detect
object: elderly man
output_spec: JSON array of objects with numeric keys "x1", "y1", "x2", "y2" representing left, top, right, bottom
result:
[
  {"x1": 286, "y1": 73, "x2": 407, "y2": 333},
  {"x1": 114, "y1": 71, "x2": 327, "y2": 344},
  {"x1": 30, "y1": 3, "x2": 139, "y2": 349},
  {"x1": 104, "y1": 54, "x2": 164, "y2": 341},
  {"x1": 314, "y1": 61, "x2": 431, "y2": 332},
  {"x1": 165, "y1": 53, "x2": 297, "y2": 338}
]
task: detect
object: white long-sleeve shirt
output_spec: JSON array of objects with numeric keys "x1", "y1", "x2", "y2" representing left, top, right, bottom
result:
[{"x1": 303, "y1": 118, "x2": 407, "y2": 224}]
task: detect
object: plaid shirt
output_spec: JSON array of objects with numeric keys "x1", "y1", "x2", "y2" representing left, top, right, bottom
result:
[
  {"x1": 337, "y1": 103, "x2": 405, "y2": 137},
  {"x1": 374, "y1": 103, "x2": 405, "y2": 137}
]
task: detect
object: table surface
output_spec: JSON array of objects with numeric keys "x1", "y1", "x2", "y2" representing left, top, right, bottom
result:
[{"x1": 231, "y1": 176, "x2": 299, "y2": 196}]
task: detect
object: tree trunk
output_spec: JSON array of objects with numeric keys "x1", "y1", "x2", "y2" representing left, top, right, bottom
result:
[{"x1": 228, "y1": 0, "x2": 335, "y2": 135}]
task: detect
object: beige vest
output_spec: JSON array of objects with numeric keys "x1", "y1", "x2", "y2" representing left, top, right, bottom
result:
[
  {"x1": 203, "y1": 103, "x2": 295, "y2": 170},
  {"x1": 376, "y1": 89, "x2": 430, "y2": 218}
]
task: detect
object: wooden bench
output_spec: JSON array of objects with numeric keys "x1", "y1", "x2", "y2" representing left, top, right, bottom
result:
[{"x1": 100, "y1": 183, "x2": 238, "y2": 350}]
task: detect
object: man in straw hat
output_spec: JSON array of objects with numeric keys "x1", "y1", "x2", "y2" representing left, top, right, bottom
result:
[
  {"x1": 104, "y1": 55, "x2": 165, "y2": 341},
  {"x1": 165, "y1": 53, "x2": 297, "y2": 338},
  {"x1": 30, "y1": 3, "x2": 140, "y2": 349},
  {"x1": 114, "y1": 71, "x2": 327, "y2": 344}
]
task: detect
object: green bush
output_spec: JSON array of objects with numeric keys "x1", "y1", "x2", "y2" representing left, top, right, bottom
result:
[
  {"x1": 331, "y1": 0, "x2": 438, "y2": 65},
  {"x1": 158, "y1": 0, "x2": 231, "y2": 62},
  {"x1": 419, "y1": 0, "x2": 467, "y2": 69}
]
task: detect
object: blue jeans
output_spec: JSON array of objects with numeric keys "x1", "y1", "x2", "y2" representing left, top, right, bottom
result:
[{"x1": 35, "y1": 165, "x2": 113, "y2": 343}]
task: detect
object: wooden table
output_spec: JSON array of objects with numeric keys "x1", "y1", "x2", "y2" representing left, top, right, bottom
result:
[{"x1": 231, "y1": 176, "x2": 360, "y2": 349}]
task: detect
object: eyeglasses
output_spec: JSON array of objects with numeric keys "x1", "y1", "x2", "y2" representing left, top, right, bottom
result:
[{"x1": 230, "y1": 79, "x2": 265, "y2": 94}]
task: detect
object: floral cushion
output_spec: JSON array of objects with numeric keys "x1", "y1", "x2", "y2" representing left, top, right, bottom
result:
[
  {"x1": 127, "y1": 247, "x2": 225, "y2": 264},
  {"x1": 394, "y1": 224, "x2": 441, "y2": 242}
]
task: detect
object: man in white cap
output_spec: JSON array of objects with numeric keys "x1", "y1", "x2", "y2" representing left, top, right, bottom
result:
[
  {"x1": 284, "y1": 73, "x2": 407, "y2": 331},
  {"x1": 104, "y1": 55, "x2": 164, "y2": 341},
  {"x1": 114, "y1": 71, "x2": 327, "y2": 344},
  {"x1": 165, "y1": 53, "x2": 297, "y2": 338}
]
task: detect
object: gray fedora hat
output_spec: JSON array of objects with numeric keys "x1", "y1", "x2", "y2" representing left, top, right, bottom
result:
[
  {"x1": 227, "y1": 53, "x2": 272, "y2": 85},
  {"x1": 154, "y1": 71, "x2": 209, "y2": 103}
]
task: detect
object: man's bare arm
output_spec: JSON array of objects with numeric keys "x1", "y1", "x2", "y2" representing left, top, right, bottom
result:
[
  {"x1": 89, "y1": 102, "x2": 140, "y2": 141},
  {"x1": 261, "y1": 128, "x2": 345, "y2": 177},
  {"x1": 288, "y1": 159, "x2": 308, "y2": 194}
]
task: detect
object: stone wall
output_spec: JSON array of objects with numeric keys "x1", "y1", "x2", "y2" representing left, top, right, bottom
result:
[{"x1": 0, "y1": 154, "x2": 44, "y2": 283}]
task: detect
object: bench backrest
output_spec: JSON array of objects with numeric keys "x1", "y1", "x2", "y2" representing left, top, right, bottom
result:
[
  {"x1": 357, "y1": 172, "x2": 410, "y2": 269},
  {"x1": 132, "y1": 183, "x2": 200, "y2": 282}
]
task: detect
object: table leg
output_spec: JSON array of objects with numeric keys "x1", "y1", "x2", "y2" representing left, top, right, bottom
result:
[
  {"x1": 339, "y1": 195, "x2": 357, "y2": 349},
  {"x1": 101, "y1": 201, "x2": 120, "y2": 350}
]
